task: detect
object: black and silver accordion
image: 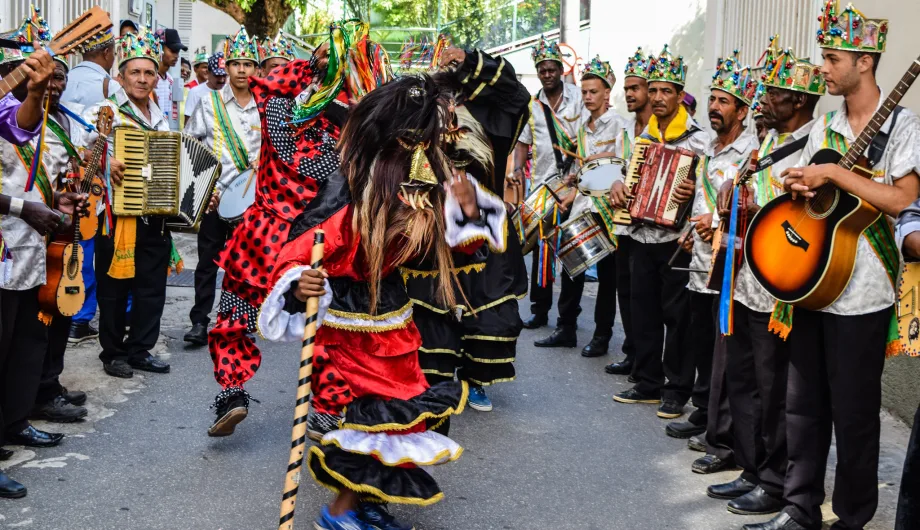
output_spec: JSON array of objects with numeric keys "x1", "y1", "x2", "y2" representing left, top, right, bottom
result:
[{"x1": 112, "y1": 127, "x2": 221, "y2": 232}]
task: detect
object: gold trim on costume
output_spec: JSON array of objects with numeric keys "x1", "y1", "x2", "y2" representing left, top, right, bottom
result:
[
  {"x1": 469, "y1": 376, "x2": 516, "y2": 386},
  {"x1": 323, "y1": 318, "x2": 413, "y2": 333},
  {"x1": 320, "y1": 438, "x2": 465, "y2": 467},
  {"x1": 461, "y1": 334, "x2": 517, "y2": 342},
  {"x1": 489, "y1": 58, "x2": 506, "y2": 86},
  {"x1": 422, "y1": 369, "x2": 457, "y2": 378},
  {"x1": 419, "y1": 347, "x2": 461, "y2": 357},
  {"x1": 327, "y1": 301, "x2": 414, "y2": 321},
  {"x1": 340, "y1": 381, "x2": 469, "y2": 433},
  {"x1": 469, "y1": 82, "x2": 488, "y2": 101},
  {"x1": 407, "y1": 298, "x2": 453, "y2": 315},
  {"x1": 400, "y1": 262, "x2": 487, "y2": 282},
  {"x1": 462, "y1": 351, "x2": 517, "y2": 364},
  {"x1": 474, "y1": 50, "x2": 484, "y2": 78}
]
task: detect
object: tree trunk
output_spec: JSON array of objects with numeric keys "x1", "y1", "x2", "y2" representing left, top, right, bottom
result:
[{"x1": 199, "y1": 0, "x2": 294, "y2": 37}]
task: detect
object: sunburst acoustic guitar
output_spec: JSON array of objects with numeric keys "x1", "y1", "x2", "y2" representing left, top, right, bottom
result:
[{"x1": 744, "y1": 56, "x2": 920, "y2": 310}]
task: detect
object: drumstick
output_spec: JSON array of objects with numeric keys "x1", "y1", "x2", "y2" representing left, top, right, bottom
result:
[
  {"x1": 554, "y1": 145, "x2": 586, "y2": 161},
  {"x1": 667, "y1": 222, "x2": 696, "y2": 269},
  {"x1": 242, "y1": 168, "x2": 257, "y2": 196},
  {"x1": 278, "y1": 230, "x2": 325, "y2": 530}
]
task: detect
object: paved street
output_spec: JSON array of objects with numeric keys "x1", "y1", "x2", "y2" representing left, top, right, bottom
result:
[{"x1": 0, "y1": 237, "x2": 910, "y2": 529}]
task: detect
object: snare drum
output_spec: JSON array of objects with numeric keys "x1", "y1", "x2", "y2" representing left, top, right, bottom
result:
[
  {"x1": 512, "y1": 176, "x2": 574, "y2": 254},
  {"x1": 555, "y1": 213, "x2": 615, "y2": 277},
  {"x1": 218, "y1": 168, "x2": 256, "y2": 223},
  {"x1": 576, "y1": 156, "x2": 625, "y2": 197}
]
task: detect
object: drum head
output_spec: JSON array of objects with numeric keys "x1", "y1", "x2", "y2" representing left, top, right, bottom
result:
[
  {"x1": 577, "y1": 157, "x2": 624, "y2": 197},
  {"x1": 218, "y1": 169, "x2": 256, "y2": 222}
]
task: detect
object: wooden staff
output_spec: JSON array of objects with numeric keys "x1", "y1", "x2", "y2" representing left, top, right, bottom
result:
[{"x1": 278, "y1": 229, "x2": 325, "y2": 530}]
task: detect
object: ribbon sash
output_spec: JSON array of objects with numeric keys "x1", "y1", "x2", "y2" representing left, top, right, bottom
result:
[
  {"x1": 14, "y1": 144, "x2": 53, "y2": 207},
  {"x1": 211, "y1": 91, "x2": 250, "y2": 173},
  {"x1": 45, "y1": 117, "x2": 81, "y2": 159}
]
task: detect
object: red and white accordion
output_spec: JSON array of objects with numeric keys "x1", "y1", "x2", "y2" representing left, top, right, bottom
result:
[{"x1": 613, "y1": 138, "x2": 699, "y2": 230}]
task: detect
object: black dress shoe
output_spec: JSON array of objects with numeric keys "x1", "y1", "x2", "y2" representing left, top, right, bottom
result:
[
  {"x1": 693, "y1": 453, "x2": 737, "y2": 474},
  {"x1": 68, "y1": 322, "x2": 98, "y2": 344},
  {"x1": 604, "y1": 358, "x2": 634, "y2": 375},
  {"x1": 128, "y1": 355, "x2": 170, "y2": 374},
  {"x1": 31, "y1": 395, "x2": 88, "y2": 423},
  {"x1": 728, "y1": 486, "x2": 786, "y2": 515},
  {"x1": 741, "y1": 512, "x2": 811, "y2": 530},
  {"x1": 0, "y1": 448, "x2": 13, "y2": 461},
  {"x1": 613, "y1": 387, "x2": 661, "y2": 404},
  {"x1": 665, "y1": 421, "x2": 706, "y2": 439},
  {"x1": 103, "y1": 360, "x2": 133, "y2": 378},
  {"x1": 0, "y1": 471, "x2": 26, "y2": 499},
  {"x1": 522, "y1": 314, "x2": 548, "y2": 329},
  {"x1": 581, "y1": 336, "x2": 610, "y2": 357},
  {"x1": 6, "y1": 425, "x2": 64, "y2": 448},
  {"x1": 687, "y1": 435, "x2": 707, "y2": 452},
  {"x1": 184, "y1": 322, "x2": 208, "y2": 346},
  {"x1": 627, "y1": 374, "x2": 638, "y2": 383},
  {"x1": 707, "y1": 476, "x2": 756, "y2": 500},
  {"x1": 534, "y1": 328, "x2": 577, "y2": 348},
  {"x1": 60, "y1": 386, "x2": 86, "y2": 406}
]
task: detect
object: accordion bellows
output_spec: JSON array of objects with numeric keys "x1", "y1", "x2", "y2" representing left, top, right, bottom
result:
[{"x1": 113, "y1": 127, "x2": 221, "y2": 232}]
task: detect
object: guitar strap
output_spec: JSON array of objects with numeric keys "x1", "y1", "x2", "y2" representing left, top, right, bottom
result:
[
  {"x1": 537, "y1": 91, "x2": 575, "y2": 177},
  {"x1": 866, "y1": 105, "x2": 903, "y2": 168},
  {"x1": 753, "y1": 135, "x2": 808, "y2": 173}
]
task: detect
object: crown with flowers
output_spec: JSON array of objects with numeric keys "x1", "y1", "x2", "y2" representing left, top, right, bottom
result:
[
  {"x1": 192, "y1": 46, "x2": 208, "y2": 66},
  {"x1": 0, "y1": 5, "x2": 54, "y2": 66},
  {"x1": 758, "y1": 34, "x2": 826, "y2": 96},
  {"x1": 646, "y1": 44, "x2": 687, "y2": 87},
  {"x1": 258, "y1": 34, "x2": 296, "y2": 64},
  {"x1": 224, "y1": 26, "x2": 259, "y2": 64},
  {"x1": 816, "y1": 1, "x2": 887, "y2": 53},
  {"x1": 624, "y1": 47, "x2": 649, "y2": 80},
  {"x1": 116, "y1": 25, "x2": 161, "y2": 68},
  {"x1": 710, "y1": 49, "x2": 758, "y2": 105},
  {"x1": 582, "y1": 55, "x2": 613, "y2": 87},
  {"x1": 531, "y1": 35, "x2": 562, "y2": 66}
]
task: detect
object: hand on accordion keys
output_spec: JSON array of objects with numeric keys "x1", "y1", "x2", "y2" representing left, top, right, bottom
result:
[{"x1": 609, "y1": 180, "x2": 629, "y2": 209}]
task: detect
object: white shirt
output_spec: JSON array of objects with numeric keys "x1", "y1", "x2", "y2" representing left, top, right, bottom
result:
[
  {"x1": 184, "y1": 83, "x2": 215, "y2": 119},
  {"x1": 569, "y1": 108, "x2": 624, "y2": 219},
  {"x1": 687, "y1": 130, "x2": 759, "y2": 294},
  {"x1": 184, "y1": 83, "x2": 262, "y2": 192},
  {"x1": 518, "y1": 83, "x2": 584, "y2": 189},
  {"x1": 733, "y1": 119, "x2": 817, "y2": 313},
  {"x1": 798, "y1": 89, "x2": 920, "y2": 315},
  {"x1": 154, "y1": 71, "x2": 177, "y2": 128},
  {"x1": 60, "y1": 61, "x2": 122, "y2": 108}
]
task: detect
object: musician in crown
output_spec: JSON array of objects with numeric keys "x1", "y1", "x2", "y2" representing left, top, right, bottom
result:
[
  {"x1": 188, "y1": 46, "x2": 209, "y2": 89},
  {"x1": 258, "y1": 34, "x2": 296, "y2": 75},
  {"x1": 0, "y1": 8, "x2": 91, "y2": 499},
  {"x1": 748, "y1": 3, "x2": 920, "y2": 530},
  {"x1": 609, "y1": 45, "x2": 708, "y2": 416},
  {"x1": 182, "y1": 28, "x2": 262, "y2": 398},
  {"x1": 81, "y1": 26, "x2": 173, "y2": 380}
]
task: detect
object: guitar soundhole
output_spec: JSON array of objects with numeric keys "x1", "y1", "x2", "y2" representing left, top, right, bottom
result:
[
  {"x1": 67, "y1": 259, "x2": 80, "y2": 279},
  {"x1": 805, "y1": 187, "x2": 839, "y2": 220},
  {"x1": 91, "y1": 183, "x2": 104, "y2": 196}
]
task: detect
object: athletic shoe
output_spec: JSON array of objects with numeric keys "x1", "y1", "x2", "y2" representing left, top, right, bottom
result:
[
  {"x1": 308, "y1": 410, "x2": 343, "y2": 442},
  {"x1": 657, "y1": 400, "x2": 685, "y2": 419},
  {"x1": 68, "y1": 322, "x2": 99, "y2": 344},
  {"x1": 359, "y1": 503, "x2": 415, "y2": 530},
  {"x1": 208, "y1": 388, "x2": 253, "y2": 437},
  {"x1": 612, "y1": 387, "x2": 661, "y2": 404},
  {"x1": 468, "y1": 385, "x2": 493, "y2": 412},
  {"x1": 314, "y1": 505, "x2": 372, "y2": 530}
]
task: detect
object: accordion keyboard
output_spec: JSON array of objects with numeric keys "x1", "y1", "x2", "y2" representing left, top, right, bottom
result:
[
  {"x1": 614, "y1": 140, "x2": 650, "y2": 226},
  {"x1": 113, "y1": 128, "x2": 148, "y2": 216}
]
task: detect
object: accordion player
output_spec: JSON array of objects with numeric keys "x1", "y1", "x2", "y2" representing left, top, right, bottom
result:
[
  {"x1": 112, "y1": 127, "x2": 221, "y2": 232},
  {"x1": 613, "y1": 137, "x2": 699, "y2": 230}
]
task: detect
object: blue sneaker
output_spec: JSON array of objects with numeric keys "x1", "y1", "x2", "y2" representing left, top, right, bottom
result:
[
  {"x1": 314, "y1": 505, "x2": 372, "y2": 530},
  {"x1": 359, "y1": 503, "x2": 415, "y2": 530},
  {"x1": 468, "y1": 385, "x2": 492, "y2": 412}
]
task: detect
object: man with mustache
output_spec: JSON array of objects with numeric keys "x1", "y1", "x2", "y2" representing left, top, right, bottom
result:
[
  {"x1": 609, "y1": 45, "x2": 707, "y2": 418},
  {"x1": 752, "y1": 3, "x2": 920, "y2": 529}
]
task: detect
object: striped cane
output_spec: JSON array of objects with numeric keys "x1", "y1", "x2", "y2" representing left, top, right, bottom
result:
[{"x1": 278, "y1": 229, "x2": 325, "y2": 530}]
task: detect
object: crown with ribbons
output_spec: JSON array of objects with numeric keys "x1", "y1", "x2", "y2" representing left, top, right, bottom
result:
[
  {"x1": 116, "y1": 25, "x2": 161, "y2": 68},
  {"x1": 817, "y1": 1, "x2": 888, "y2": 53},
  {"x1": 258, "y1": 34, "x2": 296, "y2": 64},
  {"x1": 0, "y1": 5, "x2": 54, "y2": 66},
  {"x1": 224, "y1": 26, "x2": 259, "y2": 64},
  {"x1": 624, "y1": 47, "x2": 650, "y2": 80},
  {"x1": 647, "y1": 44, "x2": 687, "y2": 87},
  {"x1": 757, "y1": 34, "x2": 827, "y2": 96},
  {"x1": 531, "y1": 35, "x2": 562, "y2": 66},
  {"x1": 582, "y1": 55, "x2": 613, "y2": 87},
  {"x1": 710, "y1": 49, "x2": 757, "y2": 105},
  {"x1": 192, "y1": 46, "x2": 208, "y2": 65},
  {"x1": 750, "y1": 79, "x2": 766, "y2": 116}
]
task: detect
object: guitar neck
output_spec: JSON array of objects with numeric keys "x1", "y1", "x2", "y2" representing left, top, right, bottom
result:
[
  {"x1": 0, "y1": 64, "x2": 30, "y2": 101},
  {"x1": 840, "y1": 55, "x2": 920, "y2": 170}
]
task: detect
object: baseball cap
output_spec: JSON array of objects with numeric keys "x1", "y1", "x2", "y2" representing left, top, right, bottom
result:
[
  {"x1": 208, "y1": 52, "x2": 227, "y2": 76},
  {"x1": 682, "y1": 92, "x2": 697, "y2": 112},
  {"x1": 119, "y1": 19, "x2": 138, "y2": 33},
  {"x1": 160, "y1": 28, "x2": 187, "y2": 52}
]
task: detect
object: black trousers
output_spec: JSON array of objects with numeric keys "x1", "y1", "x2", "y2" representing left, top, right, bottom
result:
[
  {"x1": 705, "y1": 335, "x2": 734, "y2": 461},
  {"x1": 616, "y1": 236, "x2": 636, "y2": 360},
  {"x1": 190, "y1": 210, "x2": 230, "y2": 326},
  {"x1": 785, "y1": 307, "x2": 889, "y2": 529},
  {"x1": 630, "y1": 239, "x2": 691, "y2": 401},
  {"x1": 896, "y1": 403, "x2": 920, "y2": 530},
  {"x1": 95, "y1": 217, "x2": 171, "y2": 363},
  {"x1": 725, "y1": 304, "x2": 789, "y2": 498},
  {"x1": 0, "y1": 287, "x2": 47, "y2": 442},
  {"x1": 36, "y1": 315, "x2": 72, "y2": 406},
  {"x1": 686, "y1": 292, "x2": 717, "y2": 425}
]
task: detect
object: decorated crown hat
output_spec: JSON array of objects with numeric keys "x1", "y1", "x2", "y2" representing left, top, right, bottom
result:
[
  {"x1": 817, "y1": 1, "x2": 887, "y2": 53},
  {"x1": 258, "y1": 34, "x2": 296, "y2": 65},
  {"x1": 624, "y1": 47, "x2": 650, "y2": 80},
  {"x1": 582, "y1": 55, "x2": 613, "y2": 88},
  {"x1": 758, "y1": 34, "x2": 827, "y2": 96},
  {"x1": 81, "y1": 27, "x2": 115, "y2": 54},
  {"x1": 531, "y1": 35, "x2": 562, "y2": 66},
  {"x1": 710, "y1": 49, "x2": 758, "y2": 105},
  {"x1": 750, "y1": 80, "x2": 767, "y2": 116},
  {"x1": 0, "y1": 5, "x2": 54, "y2": 66},
  {"x1": 224, "y1": 26, "x2": 259, "y2": 64},
  {"x1": 192, "y1": 46, "x2": 208, "y2": 66},
  {"x1": 647, "y1": 44, "x2": 687, "y2": 87},
  {"x1": 116, "y1": 25, "x2": 161, "y2": 69}
]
